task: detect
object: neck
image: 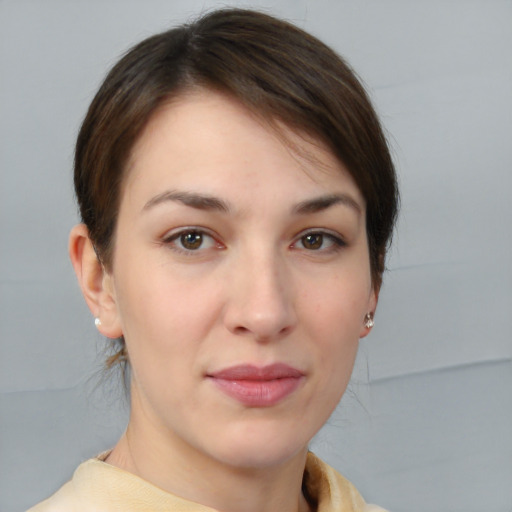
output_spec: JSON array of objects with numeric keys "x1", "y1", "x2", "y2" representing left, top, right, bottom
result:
[{"x1": 106, "y1": 393, "x2": 312, "y2": 512}]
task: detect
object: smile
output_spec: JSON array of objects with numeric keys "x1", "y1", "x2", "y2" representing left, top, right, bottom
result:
[{"x1": 207, "y1": 364, "x2": 305, "y2": 407}]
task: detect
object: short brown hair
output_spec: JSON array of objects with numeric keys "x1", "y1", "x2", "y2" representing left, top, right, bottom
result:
[{"x1": 75, "y1": 7, "x2": 398, "y2": 300}]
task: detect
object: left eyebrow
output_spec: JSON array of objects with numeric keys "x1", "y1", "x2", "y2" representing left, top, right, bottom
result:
[{"x1": 292, "y1": 194, "x2": 362, "y2": 215}]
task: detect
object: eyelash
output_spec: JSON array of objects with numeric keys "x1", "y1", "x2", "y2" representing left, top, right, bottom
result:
[
  {"x1": 292, "y1": 229, "x2": 347, "y2": 253},
  {"x1": 161, "y1": 228, "x2": 346, "y2": 255},
  {"x1": 161, "y1": 228, "x2": 222, "y2": 255}
]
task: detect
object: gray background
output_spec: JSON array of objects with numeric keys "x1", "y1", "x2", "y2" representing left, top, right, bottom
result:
[{"x1": 1, "y1": 0, "x2": 511, "y2": 511}]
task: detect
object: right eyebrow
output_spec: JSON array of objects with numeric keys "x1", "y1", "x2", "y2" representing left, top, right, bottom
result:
[{"x1": 142, "y1": 190, "x2": 231, "y2": 213}]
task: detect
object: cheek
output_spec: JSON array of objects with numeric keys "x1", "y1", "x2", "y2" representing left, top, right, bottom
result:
[
  {"x1": 112, "y1": 256, "x2": 221, "y2": 360},
  {"x1": 299, "y1": 273, "x2": 369, "y2": 385},
  {"x1": 300, "y1": 271, "x2": 370, "y2": 335},
  {"x1": 112, "y1": 270, "x2": 208, "y2": 407}
]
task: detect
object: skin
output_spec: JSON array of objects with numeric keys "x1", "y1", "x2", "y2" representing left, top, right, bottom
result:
[{"x1": 70, "y1": 90, "x2": 377, "y2": 512}]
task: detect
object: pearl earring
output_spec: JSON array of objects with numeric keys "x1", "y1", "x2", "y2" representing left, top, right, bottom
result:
[
  {"x1": 364, "y1": 313, "x2": 374, "y2": 329},
  {"x1": 94, "y1": 317, "x2": 102, "y2": 328}
]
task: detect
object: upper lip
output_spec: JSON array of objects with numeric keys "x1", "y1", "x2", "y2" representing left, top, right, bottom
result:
[{"x1": 208, "y1": 363, "x2": 304, "y2": 381}]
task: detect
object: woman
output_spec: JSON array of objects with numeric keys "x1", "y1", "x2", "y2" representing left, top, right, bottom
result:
[{"x1": 30, "y1": 8, "x2": 398, "y2": 512}]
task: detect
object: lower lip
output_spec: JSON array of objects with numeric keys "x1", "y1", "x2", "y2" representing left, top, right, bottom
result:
[{"x1": 210, "y1": 377, "x2": 303, "y2": 407}]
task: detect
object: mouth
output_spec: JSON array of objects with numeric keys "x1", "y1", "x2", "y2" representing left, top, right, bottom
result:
[{"x1": 207, "y1": 363, "x2": 305, "y2": 407}]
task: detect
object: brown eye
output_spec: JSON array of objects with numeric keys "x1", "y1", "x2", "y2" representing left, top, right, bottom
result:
[
  {"x1": 294, "y1": 231, "x2": 345, "y2": 253},
  {"x1": 180, "y1": 232, "x2": 203, "y2": 250},
  {"x1": 164, "y1": 228, "x2": 219, "y2": 254},
  {"x1": 301, "y1": 233, "x2": 323, "y2": 250}
]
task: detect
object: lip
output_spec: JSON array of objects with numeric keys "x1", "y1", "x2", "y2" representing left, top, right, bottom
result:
[{"x1": 207, "y1": 363, "x2": 304, "y2": 407}]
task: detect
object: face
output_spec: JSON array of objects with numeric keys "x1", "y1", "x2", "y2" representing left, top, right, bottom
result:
[{"x1": 102, "y1": 90, "x2": 376, "y2": 471}]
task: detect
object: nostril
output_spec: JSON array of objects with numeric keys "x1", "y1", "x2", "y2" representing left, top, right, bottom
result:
[
  {"x1": 222, "y1": 264, "x2": 297, "y2": 340},
  {"x1": 231, "y1": 322, "x2": 293, "y2": 343},
  {"x1": 233, "y1": 325, "x2": 250, "y2": 335}
]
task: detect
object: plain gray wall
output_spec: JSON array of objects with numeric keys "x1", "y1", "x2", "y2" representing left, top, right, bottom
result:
[{"x1": 1, "y1": 1, "x2": 511, "y2": 511}]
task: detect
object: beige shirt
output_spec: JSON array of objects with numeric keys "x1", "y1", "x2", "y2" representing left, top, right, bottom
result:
[{"x1": 28, "y1": 452, "x2": 387, "y2": 512}]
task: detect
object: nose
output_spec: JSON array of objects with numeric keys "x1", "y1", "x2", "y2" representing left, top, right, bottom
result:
[{"x1": 222, "y1": 249, "x2": 297, "y2": 342}]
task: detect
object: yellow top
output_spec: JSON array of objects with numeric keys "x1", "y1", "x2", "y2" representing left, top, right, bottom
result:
[{"x1": 28, "y1": 452, "x2": 387, "y2": 512}]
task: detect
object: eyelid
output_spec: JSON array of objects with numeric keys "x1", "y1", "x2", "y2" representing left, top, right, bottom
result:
[
  {"x1": 161, "y1": 226, "x2": 224, "y2": 253},
  {"x1": 162, "y1": 226, "x2": 211, "y2": 241},
  {"x1": 160, "y1": 226, "x2": 346, "y2": 254},
  {"x1": 291, "y1": 228, "x2": 347, "y2": 250}
]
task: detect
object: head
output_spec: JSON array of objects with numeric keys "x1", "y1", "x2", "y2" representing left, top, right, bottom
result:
[
  {"x1": 75, "y1": 8, "x2": 397, "y2": 288},
  {"x1": 69, "y1": 8, "x2": 398, "y2": 472}
]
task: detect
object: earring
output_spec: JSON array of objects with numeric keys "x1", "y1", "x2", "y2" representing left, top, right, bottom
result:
[
  {"x1": 94, "y1": 317, "x2": 102, "y2": 328},
  {"x1": 364, "y1": 313, "x2": 374, "y2": 329}
]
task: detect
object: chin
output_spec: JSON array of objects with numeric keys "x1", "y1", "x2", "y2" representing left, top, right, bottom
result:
[{"x1": 207, "y1": 425, "x2": 310, "y2": 471}]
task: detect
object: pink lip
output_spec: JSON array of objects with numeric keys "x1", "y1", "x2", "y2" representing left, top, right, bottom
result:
[{"x1": 207, "y1": 364, "x2": 304, "y2": 407}]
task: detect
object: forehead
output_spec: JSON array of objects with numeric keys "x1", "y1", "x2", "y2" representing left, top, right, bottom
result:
[{"x1": 123, "y1": 89, "x2": 364, "y2": 207}]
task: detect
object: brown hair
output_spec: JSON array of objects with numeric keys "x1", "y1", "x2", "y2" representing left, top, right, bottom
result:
[{"x1": 75, "y1": 8, "x2": 399, "y2": 365}]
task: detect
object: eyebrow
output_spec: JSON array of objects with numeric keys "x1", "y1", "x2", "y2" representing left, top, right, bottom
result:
[
  {"x1": 292, "y1": 194, "x2": 362, "y2": 215},
  {"x1": 143, "y1": 190, "x2": 230, "y2": 213},
  {"x1": 142, "y1": 190, "x2": 361, "y2": 216}
]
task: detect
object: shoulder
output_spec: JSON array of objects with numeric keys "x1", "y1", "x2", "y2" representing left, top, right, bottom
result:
[
  {"x1": 27, "y1": 479, "x2": 80, "y2": 512},
  {"x1": 26, "y1": 458, "x2": 107, "y2": 512},
  {"x1": 29, "y1": 453, "x2": 389, "y2": 512},
  {"x1": 26, "y1": 457, "x2": 219, "y2": 512},
  {"x1": 305, "y1": 452, "x2": 389, "y2": 512}
]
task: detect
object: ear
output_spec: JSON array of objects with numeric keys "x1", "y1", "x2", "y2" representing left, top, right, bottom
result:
[
  {"x1": 69, "y1": 224, "x2": 123, "y2": 339},
  {"x1": 359, "y1": 285, "x2": 379, "y2": 339}
]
